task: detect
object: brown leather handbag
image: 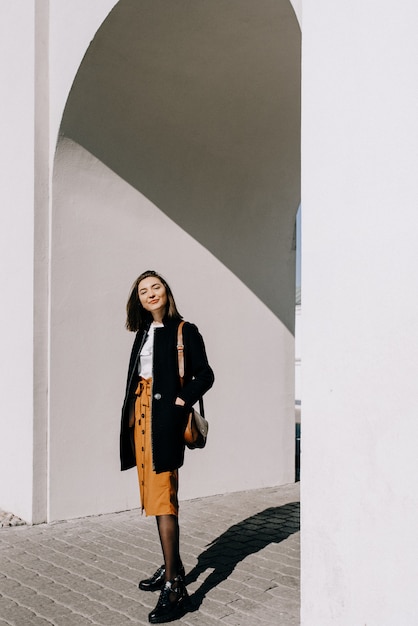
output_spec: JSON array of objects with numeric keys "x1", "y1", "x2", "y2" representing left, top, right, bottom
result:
[{"x1": 177, "y1": 321, "x2": 208, "y2": 449}]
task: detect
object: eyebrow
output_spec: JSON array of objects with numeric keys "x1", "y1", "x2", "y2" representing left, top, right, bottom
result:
[{"x1": 139, "y1": 282, "x2": 161, "y2": 293}]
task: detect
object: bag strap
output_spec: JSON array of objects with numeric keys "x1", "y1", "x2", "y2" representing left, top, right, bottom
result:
[
  {"x1": 177, "y1": 321, "x2": 205, "y2": 417},
  {"x1": 177, "y1": 321, "x2": 186, "y2": 382}
]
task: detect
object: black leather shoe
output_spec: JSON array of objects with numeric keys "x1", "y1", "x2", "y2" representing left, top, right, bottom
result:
[
  {"x1": 139, "y1": 564, "x2": 185, "y2": 592},
  {"x1": 148, "y1": 577, "x2": 189, "y2": 624}
]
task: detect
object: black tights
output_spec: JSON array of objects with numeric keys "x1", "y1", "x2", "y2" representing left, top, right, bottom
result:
[{"x1": 156, "y1": 514, "x2": 181, "y2": 581}]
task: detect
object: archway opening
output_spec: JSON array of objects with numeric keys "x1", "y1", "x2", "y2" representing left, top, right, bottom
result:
[{"x1": 50, "y1": 0, "x2": 301, "y2": 521}]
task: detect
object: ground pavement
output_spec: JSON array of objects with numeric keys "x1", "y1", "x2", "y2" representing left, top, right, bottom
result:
[{"x1": 0, "y1": 483, "x2": 300, "y2": 626}]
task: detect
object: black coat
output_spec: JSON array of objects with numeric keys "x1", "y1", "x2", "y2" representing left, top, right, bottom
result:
[{"x1": 120, "y1": 317, "x2": 214, "y2": 473}]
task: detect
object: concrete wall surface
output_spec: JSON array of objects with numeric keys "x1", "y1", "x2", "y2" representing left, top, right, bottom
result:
[
  {"x1": 60, "y1": 0, "x2": 301, "y2": 332},
  {"x1": 301, "y1": 1, "x2": 418, "y2": 624},
  {"x1": 1, "y1": 0, "x2": 299, "y2": 524},
  {"x1": 47, "y1": 0, "x2": 300, "y2": 521},
  {"x1": 2, "y1": 1, "x2": 418, "y2": 624},
  {"x1": 294, "y1": 304, "x2": 301, "y2": 403},
  {"x1": 0, "y1": 0, "x2": 120, "y2": 526},
  {"x1": 0, "y1": 1, "x2": 35, "y2": 522},
  {"x1": 50, "y1": 137, "x2": 295, "y2": 521},
  {"x1": 49, "y1": 0, "x2": 119, "y2": 159}
]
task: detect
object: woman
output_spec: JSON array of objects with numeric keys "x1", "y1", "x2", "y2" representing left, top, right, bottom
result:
[{"x1": 120, "y1": 270, "x2": 214, "y2": 624}]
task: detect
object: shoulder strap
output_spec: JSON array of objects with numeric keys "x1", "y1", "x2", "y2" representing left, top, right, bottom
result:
[{"x1": 177, "y1": 321, "x2": 186, "y2": 382}]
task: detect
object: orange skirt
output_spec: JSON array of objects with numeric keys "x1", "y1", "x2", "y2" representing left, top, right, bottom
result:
[{"x1": 134, "y1": 378, "x2": 179, "y2": 516}]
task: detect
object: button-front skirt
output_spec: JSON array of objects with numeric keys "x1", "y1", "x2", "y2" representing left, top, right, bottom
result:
[{"x1": 134, "y1": 378, "x2": 179, "y2": 516}]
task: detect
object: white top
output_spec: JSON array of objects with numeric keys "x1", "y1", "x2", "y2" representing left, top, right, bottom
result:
[{"x1": 138, "y1": 321, "x2": 163, "y2": 379}]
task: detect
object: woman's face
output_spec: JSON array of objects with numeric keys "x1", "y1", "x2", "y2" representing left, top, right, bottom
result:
[{"x1": 138, "y1": 276, "x2": 168, "y2": 320}]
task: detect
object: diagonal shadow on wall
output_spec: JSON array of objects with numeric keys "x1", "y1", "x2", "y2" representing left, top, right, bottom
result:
[
  {"x1": 185, "y1": 502, "x2": 300, "y2": 610},
  {"x1": 60, "y1": 0, "x2": 301, "y2": 332}
]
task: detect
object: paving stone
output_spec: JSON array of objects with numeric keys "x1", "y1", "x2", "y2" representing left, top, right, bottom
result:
[
  {"x1": 196, "y1": 596, "x2": 234, "y2": 619},
  {"x1": 70, "y1": 599, "x2": 111, "y2": 617},
  {"x1": 181, "y1": 610, "x2": 222, "y2": 626},
  {"x1": 220, "y1": 611, "x2": 271, "y2": 625},
  {"x1": 86, "y1": 611, "x2": 135, "y2": 625},
  {"x1": 0, "y1": 484, "x2": 300, "y2": 626},
  {"x1": 0, "y1": 604, "x2": 39, "y2": 624},
  {"x1": 47, "y1": 615, "x2": 94, "y2": 626}
]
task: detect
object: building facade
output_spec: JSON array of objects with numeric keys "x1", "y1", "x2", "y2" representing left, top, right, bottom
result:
[{"x1": 1, "y1": 1, "x2": 417, "y2": 624}]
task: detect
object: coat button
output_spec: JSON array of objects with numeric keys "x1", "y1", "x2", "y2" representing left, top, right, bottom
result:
[{"x1": 154, "y1": 393, "x2": 162, "y2": 400}]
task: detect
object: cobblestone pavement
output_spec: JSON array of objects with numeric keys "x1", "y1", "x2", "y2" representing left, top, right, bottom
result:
[{"x1": 0, "y1": 483, "x2": 300, "y2": 626}]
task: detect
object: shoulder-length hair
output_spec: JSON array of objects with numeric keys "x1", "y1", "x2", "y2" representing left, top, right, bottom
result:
[{"x1": 126, "y1": 270, "x2": 182, "y2": 332}]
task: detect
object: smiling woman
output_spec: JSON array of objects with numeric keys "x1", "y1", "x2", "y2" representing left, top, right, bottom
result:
[
  {"x1": 138, "y1": 277, "x2": 168, "y2": 321},
  {"x1": 120, "y1": 270, "x2": 214, "y2": 623}
]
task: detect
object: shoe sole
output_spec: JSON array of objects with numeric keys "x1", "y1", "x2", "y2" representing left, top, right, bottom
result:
[{"x1": 139, "y1": 582, "x2": 164, "y2": 592}]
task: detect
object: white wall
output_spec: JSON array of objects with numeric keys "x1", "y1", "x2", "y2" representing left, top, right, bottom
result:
[
  {"x1": 48, "y1": 0, "x2": 300, "y2": 164},
  {"x1": 49, "y1": 138, "x2": 295, "y2": 521},
  {"x1": 47, "y1": 0, "x2": 299, "y2": 521},
  {"x1": 301, "y1": 1, "x2": 418, "y2": 624},
  {"x1": 0, "y1": 1, "x2": 35, "y2": 522},
  {"x1": 0, "y1": 0, "x2": 299, "y2": 524},
  {"x1": 49, "y1": 0, "x2": 118, "y2": 160},
  {"x1": 0, "y1": 0, "x2": 120, "y2": 525},
  {"x1": 294, "y1": 304, "x2": 301, "y2": 403}
]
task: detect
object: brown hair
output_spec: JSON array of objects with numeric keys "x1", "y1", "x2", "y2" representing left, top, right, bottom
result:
[{"x1": 125, "y1": 270, "x2": 182, "y2": 332}]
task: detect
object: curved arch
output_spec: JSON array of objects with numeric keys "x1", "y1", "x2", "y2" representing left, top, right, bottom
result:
[
  {"x1": 49, "y1": 1, "x2": 119, "y2": 158},
  {"x1": 50, "y1": 0, "x2": 300, "y2": 520},
  {"x1": 59, "y1": 0, "x2": 300, "y2": 328}
]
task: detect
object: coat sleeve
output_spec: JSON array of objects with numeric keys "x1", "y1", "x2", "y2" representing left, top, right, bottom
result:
[{"x1": 178, "y1": 322, "x2": 214, "y2": 408}]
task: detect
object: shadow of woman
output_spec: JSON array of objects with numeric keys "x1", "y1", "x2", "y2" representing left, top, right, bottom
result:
[{"x1": 185, "y1": 501, "x2": 300, "y2": 610}]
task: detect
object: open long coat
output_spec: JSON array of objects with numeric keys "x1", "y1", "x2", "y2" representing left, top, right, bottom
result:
[{"x1": 120, "y1": 317, "x2": 214, "y2": 473}]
